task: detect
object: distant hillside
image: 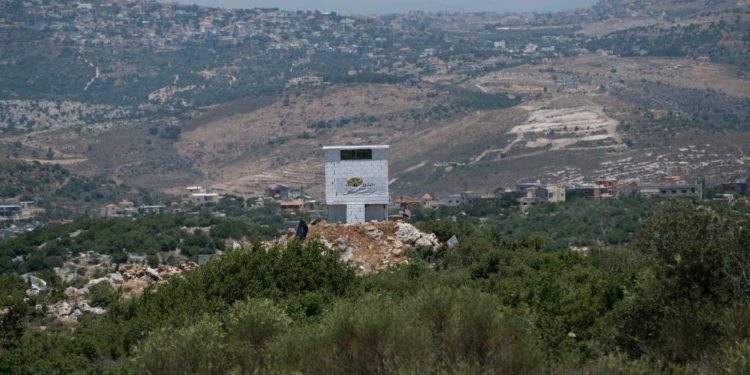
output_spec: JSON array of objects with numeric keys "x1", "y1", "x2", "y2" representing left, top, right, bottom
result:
[
  {"x1": 0, "y1": 160, "x2": 168, "y2": 218},
  {"x1": 2, "y1": 0, "x2": 750, "y2": 197},
  {"x1": 586, "y1": 10, "x2": 750, "y2": 65},
  {"x1": 592, "y1": 0, "x2": 742, "y2": 19}
]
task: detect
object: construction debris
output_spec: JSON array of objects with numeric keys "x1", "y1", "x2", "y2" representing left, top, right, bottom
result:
[{"x1": 273, "y1": 220, "x2": 441, "y2": 275}]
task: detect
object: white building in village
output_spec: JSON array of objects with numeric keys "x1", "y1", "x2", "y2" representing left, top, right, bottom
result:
[{"x1": 324, "y1": 145, "x2": 389, "y2": 224}]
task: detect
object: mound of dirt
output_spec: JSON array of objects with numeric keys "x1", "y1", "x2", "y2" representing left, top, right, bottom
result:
[{"x1": 275, "y1": 220, "x2": 441, "y2": 275}]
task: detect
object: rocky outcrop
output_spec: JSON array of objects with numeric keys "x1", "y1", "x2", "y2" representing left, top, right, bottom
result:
[
  {"x1": 291, "y1": 220, "x2": 442, "y2": 275},
  {"x1": 43, "y1": 299, "x2": 106, "y2": 324},
  {"x1": 108, "y1": 272, "x2": 125, "y2": 284},
  {"x1": 395, "y1": 222, "x2": 440, "y2": 251},
  {"x1": 40, "y1": 263, "x2": 195, "y2": 325}
]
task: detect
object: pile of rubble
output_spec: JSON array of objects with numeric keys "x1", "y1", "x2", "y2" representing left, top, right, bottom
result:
[
  {"x1": 58, "y1": 263, "x2": 195, "y2": 299},
  {"x1": 38, "y1": 221, "x2": 440, "y2": 323},
  {"x1": 42, "y1": 299, "x2": 107, "y2": 325},
  {"x1": 274, "y1": 220, "x2": 441, "y2": 274},
  {"x1": 40, "y1": 263, "x2": 195, "y2": 324}
]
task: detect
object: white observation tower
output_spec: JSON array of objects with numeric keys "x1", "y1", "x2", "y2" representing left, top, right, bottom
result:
[{"x1": 323, "y1": 145, "x2": 389, "y2": 224}]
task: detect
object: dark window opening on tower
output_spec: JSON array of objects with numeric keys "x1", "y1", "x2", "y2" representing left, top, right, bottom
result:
[{"x1": 341, "y1": 149, "x2": 372, "y2": 160}]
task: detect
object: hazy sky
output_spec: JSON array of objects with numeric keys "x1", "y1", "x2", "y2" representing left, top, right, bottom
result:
[{"x1": 168, "y1": 0, "x2": 598, "y2": 14}]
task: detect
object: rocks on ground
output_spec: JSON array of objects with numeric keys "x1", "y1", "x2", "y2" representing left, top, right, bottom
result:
[
  {"x1": 42, "y1": 299, "x2": 106, "y2": 325},
  {"x1": 274, "y1": 220, "x2": 442, "y2": 275},
  {"x1": 37, "y1": 262, "x2": 195, "y2": 324}
]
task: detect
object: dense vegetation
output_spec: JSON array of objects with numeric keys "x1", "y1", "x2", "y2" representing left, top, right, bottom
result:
[
  {"x1": 0, "y1": 211, "x2": 283, "y2": 275},
  {"x1": 415, "y1": 195, "x2": 657, "y2": 249},
  {"x1": 1, "y1": 200, "x2": 750, "y2": 373}
]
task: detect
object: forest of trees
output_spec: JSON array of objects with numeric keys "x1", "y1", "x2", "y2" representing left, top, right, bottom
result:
[{"x1": 1, "y1": 200, "x2": 749, "y2": 373}]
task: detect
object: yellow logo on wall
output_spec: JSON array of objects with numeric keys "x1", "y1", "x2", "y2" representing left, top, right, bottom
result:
[{"x1": 347, "y1": 177, "x2": 364, "y2": 188}]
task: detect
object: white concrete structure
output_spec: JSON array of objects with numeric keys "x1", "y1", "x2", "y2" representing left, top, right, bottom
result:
[
  {"x1": 190, "y1": 193, "x2": 220, "y2": 205},
  {"x1": 324, "y1": 145, "x2": 389, "y2": 224}
]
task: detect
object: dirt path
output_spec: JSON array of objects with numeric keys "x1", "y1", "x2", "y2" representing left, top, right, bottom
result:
[{"x1": 82, "y1": 58, "x2": 99, "y2": 91}]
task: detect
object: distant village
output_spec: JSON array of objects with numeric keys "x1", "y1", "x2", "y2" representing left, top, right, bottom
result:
[
  {"x1": 2, "y1": 148, "x2": 748, "y2": 239},
  {"x1": 393, "y1": 174, "x2": 748, "y2": 215},
  {"x1": 1, "y1": 160, "x2": 748, "y2": 239},
  {"x1": 93, "y1": 173, "x2": 750, "y2": 224},
  {"x1": 0, "y1": 0, "x2": 668, "y2": 101}
]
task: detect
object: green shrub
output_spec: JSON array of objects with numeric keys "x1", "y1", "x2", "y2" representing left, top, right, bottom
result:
[
  {"x1": 132, "y1": 316, "x2": 229, "y2": 375},
  {"x1": 272, "y1": 294, "x2": 433, "y2": 374},
  {"x1": 575, "y1": 353, "x2": 661, "y2": 375},
  {"x1": 146, "y1": 254, "x2": 160, "y2": 268},
  {"x1": 718, "y1": 340, "x2": 750, "y2": 375},
  {"x1": 224, "y1": 298, "x2": 290, "y2": 373},
  {"x1": 272, "y1": 288, "x2": 543, "y2": 374},
  {"x1": 441, "y1": 289, "x2": 543, "y2": 373},
  {"x1": 87, "y1": 282, "x2": 117, "y2": 308}
]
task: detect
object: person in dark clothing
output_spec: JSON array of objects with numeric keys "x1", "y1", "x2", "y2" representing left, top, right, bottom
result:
[{"x1": 295, "y1": 219, "x2": 309, "y2": 241}]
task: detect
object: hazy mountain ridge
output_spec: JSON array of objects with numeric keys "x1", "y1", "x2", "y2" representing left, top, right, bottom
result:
[{"x1": 1, "y1": 0, "x2": 749, "y2": 195}]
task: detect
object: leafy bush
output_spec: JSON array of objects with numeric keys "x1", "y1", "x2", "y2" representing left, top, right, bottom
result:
[
  {"x1": 132, "y1": 316, "x2": 230, "y2": 375},
  {"x1": 87, "y1": 282, "x2": 117, "y2": 308},
  {"x1": 224, "y1": 299, "x2": 291, "y2": 372},
  {"x1": 3, "y1": 200, "x2": 750, "y2": 373}
]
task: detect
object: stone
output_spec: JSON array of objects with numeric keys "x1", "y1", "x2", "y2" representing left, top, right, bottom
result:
[
  {"x1": 342, "y1": 246, "x2": 357, "y2": 262},
  {"x1": 319, "y1": 238, "x2": 333, "y2": 250},
  {"x1": 335, "y1": 237, "x2": 348, "y2": 252},
  {"x1": 54, "y1": 264, "x2": 78, "y2": 283},
  {"x1": 363, "y1": 226, "x2": 383, "y2": 240},
  {"x1": 64, "y1": 286, "x2": 79, "y2": 299},
  {"x1": 145, "y1": 267, "x2": 162, "y2": 281},
  {"x1": 78, "y1": 301, "x2": 106, "y2": 315},
  {"x1": 69, "y1": 309, "x2": 83, "y2": 321},
  {"x1": 415, "y1": 236, "x2": 433, "y2": 248},
  {"x1": 395, "y1": 222, "x2": 422, "y2": 245},
  {"x1": 108, "y1": 273, "x2": 125, "y2": 284},
  {"x1": 48, "y1": 301, "x2": 73, "y2": 317},
  {"x1": 416, "y1": 233, "x2": 440, "y2": 250},
  {"x1": 358, "y1": 263, "x2": 373, "y2": 274},
  {"x1": 87, "y1": 277, "x2": 111, "y2": 287}
]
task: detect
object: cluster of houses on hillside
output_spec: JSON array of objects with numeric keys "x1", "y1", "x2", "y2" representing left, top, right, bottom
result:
[
  {"x1": 93, "y1": 144, "x2": 749, "y2": 224},
  {"x1": 254, "y1": 171, "x2": 747, "y2": 221},
  {"x1": 392, "y1": 174, "x2": 746, "y2": 213},
  {"x1": 100, "y1": 200, "x2": 168, "y2": 218},
  {"x1": 0, "y1": 201, "x2": 43, "y2": 221},
  {"x1": 0, "y1": 202, "x2": 43, "y2": 237},
  {"x1": 264, "y1": 183, "x2": 322, "y2": 216},
  {"x1": 99, "y1": 186, "x2": 223, "y2": 219}
]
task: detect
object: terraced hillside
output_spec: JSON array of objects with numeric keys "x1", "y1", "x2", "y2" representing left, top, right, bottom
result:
[
  {"x1": 156, "y1": 78, "x2": 749, "y2": 197},
  {"x1": 2, "y1": 0, "x2": 750, "y2": 198}
]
